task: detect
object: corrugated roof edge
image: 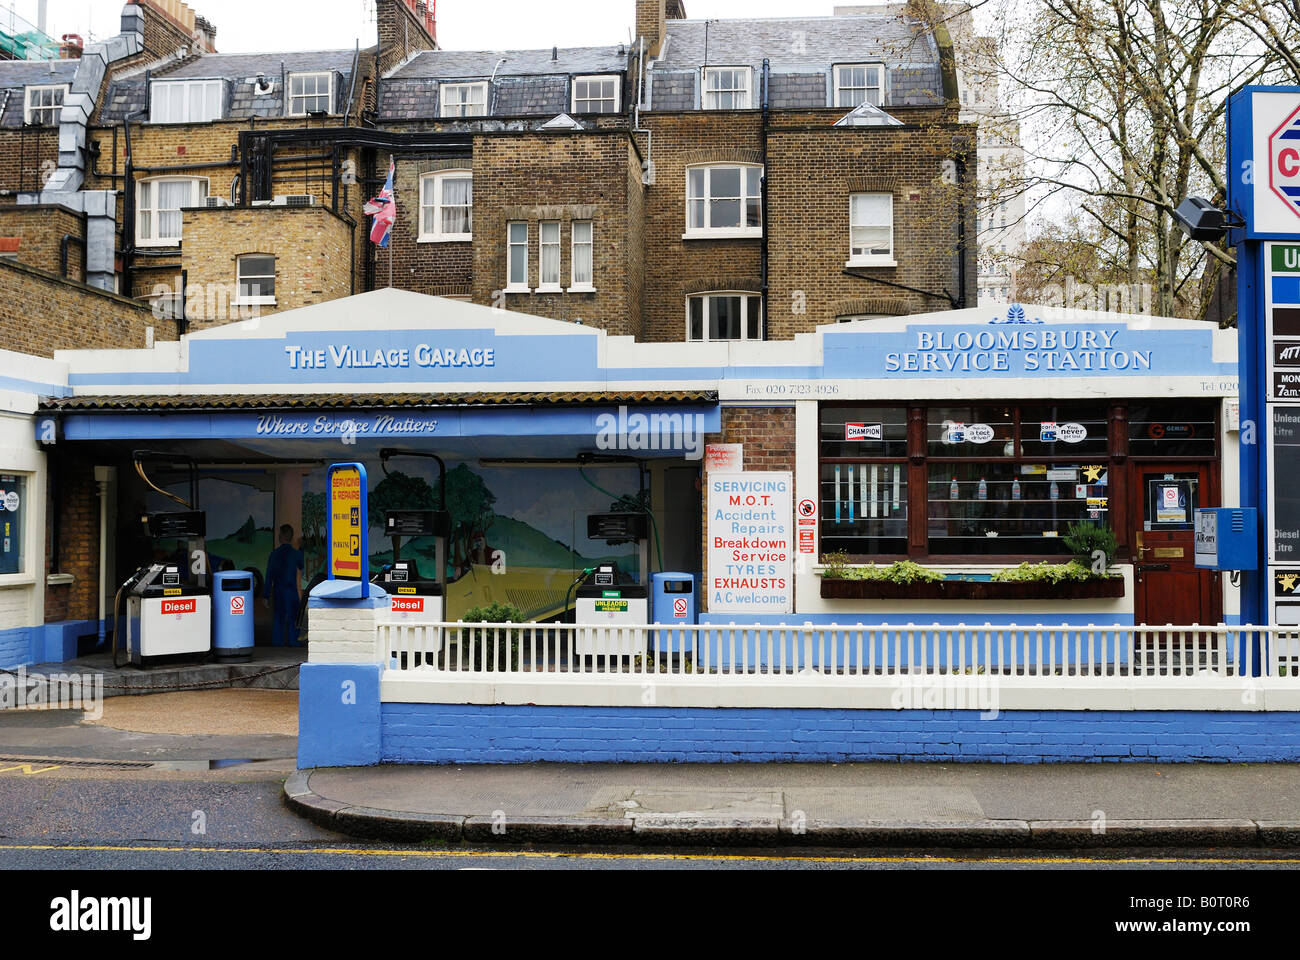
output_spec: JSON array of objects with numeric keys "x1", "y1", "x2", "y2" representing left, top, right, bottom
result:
[{"x1": 40, "y1": 390, "x2": 720, "y2": 412}]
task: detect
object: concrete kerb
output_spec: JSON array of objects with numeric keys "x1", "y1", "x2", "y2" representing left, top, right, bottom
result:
[{"x1": 283, "y1": 770, "x2": 1300, "y2": 849}]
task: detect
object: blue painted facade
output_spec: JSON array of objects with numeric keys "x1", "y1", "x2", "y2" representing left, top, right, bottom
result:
[{"x1": 377, "y1": 703, "x2": 1300, "y2": 764}]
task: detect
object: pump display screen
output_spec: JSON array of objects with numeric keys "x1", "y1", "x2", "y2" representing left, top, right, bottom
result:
[
  {"x1": 147, "y1": 511, "x2": 207, "y2": 539},
  {"x1": 385, "y1": 510, "x2": 450, "y2": 538},
  {"x1": 587, "y1": 513, "x2": 648, "y2": 542}
]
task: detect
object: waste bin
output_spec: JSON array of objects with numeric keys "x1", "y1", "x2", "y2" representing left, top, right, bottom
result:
[
  {"x1": 651, "y1": 572, "x2": 697, "y2": 654},
  {"x1": 212, "y1": 570, "x2": 255, "y2": 661}
]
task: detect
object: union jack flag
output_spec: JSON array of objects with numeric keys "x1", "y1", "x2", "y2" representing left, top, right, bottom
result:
[{"x1": 364, "y1": 159, "x2": 396, "y2": 248}]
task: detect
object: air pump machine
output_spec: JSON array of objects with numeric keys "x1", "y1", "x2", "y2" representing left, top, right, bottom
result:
[
  {"x1": 114, "y1": 453, "x2": 212, "y2": 669},
  {"x1": 573, "y1": 512, "x2": 650, "y2": 656}
]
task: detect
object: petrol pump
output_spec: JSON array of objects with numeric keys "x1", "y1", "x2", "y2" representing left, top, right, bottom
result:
[
  {"x1": 372, "y1": 450, "x2": 451, "y2": 661},
  {"x1": 573, "y1": 512, "x2": 650, "y2": 657},
  {"x1": 114, "y1": 453, "x2": 212, "y2": 669}
]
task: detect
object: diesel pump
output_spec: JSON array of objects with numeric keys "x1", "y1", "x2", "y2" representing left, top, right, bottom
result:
[{"x1": 112, "y1": 452, "x2": 212, "y2": 669}]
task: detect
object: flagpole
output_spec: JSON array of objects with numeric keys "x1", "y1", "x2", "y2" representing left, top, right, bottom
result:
[{"x1": 388, "y1": 154, "x2": 395, "y2": 289}]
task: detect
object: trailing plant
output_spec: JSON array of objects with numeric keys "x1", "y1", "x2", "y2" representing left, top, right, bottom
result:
[
  {"x1": 990, "y1": 561, "x2": 1101, "y2": 584},
  {"x1": 821, "y1": 558, "x2": 945, "y2": 584}
]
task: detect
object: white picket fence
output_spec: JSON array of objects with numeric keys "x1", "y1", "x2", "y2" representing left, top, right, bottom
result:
[{"x1": 375, "y1": 620, "x2": 1300, "y2": 680}]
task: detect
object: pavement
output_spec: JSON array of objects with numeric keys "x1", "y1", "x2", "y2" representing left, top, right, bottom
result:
[
  {"x1": 286, "y1": 761, "x2": 1300, "y2": 849},
  {"x1": 23, "y1": 647, "x2": 305, "y2": 698}
]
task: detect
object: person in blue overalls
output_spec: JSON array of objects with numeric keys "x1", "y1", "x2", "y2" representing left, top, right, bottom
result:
[{"x1": 265, "y1": 524, "x2": 304, "y2": 647}]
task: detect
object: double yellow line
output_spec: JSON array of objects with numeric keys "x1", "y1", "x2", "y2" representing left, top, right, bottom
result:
[{"x1": 0, "y1": 843, "x2": 1296, "y2": 866}]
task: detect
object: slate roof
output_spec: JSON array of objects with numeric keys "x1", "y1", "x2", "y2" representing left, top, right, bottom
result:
[
  {"x1": 0, "y1": 59, "x2": 79, "y2": 129},
  {"x1": 378, "y1": 46, "x2": 629, "y2": 121},
  {"x1": 389, "y1": 46, "x2": 628, "y2": 80},
  {"x1": 649, "y1": 13, "x2": 945, "y2": 110},
  {"x1": 99, "y1": 50, "x2": 359, "y2": 124}
]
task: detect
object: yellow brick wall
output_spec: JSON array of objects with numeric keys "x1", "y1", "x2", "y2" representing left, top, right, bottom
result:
[{"x1": 178, "y1": 205, "x2": 354, "y2": 329}]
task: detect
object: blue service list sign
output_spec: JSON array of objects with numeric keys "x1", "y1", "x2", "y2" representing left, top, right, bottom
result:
[{"x1": 707, "y1": 472, "x2": 793, "y2": 614}]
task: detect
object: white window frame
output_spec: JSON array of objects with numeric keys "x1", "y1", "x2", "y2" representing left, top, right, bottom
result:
[
  {"x1": 833, "y1": 63, "x2": 886, "y2": 108},
  {"x1": 571, "y1": 74, "x2": 620, "y2": 114},
  {"x1": 135, "y1": 176, "x2": 208, "y2": 247},
  {"x1": 847, "y1": 192, "x2": 896, "y2": 267},
  {"x1": 235, "y1": 254, "x2": 277, "y2": 306},
  {"x1": 287, "y1": 71, "x2": 333, "y2": 117},
  {"x1": 418, "y1": 170, "x2": 473, "y2": 242},
  {"x1": 570, "y1": 220, "x2": 595, "y2": 292},
  {"x1": 24, "y1": 84, "x2": 67, "y2": 126},
  {"x1": 702, "y1": 67, "x2": 752, "y2": 110},
  {"x1": 537, "y1": 220, "x2": 563, "y2": 292},
  {"x1": 505, "y1": 221, "x2": 530, "y2": 293},
  {"x1": 149, "y1": 78, "x2": 224, "y2": 124},
  {"x1": 684, "y1": 164, "x2": 763, "y2": 239},
  {"x1": 439, "y1": 81, "x2": 489, "y2": 118},
  {"x1": 685, "y1": 292, "x2": 764, "y2": 342}
]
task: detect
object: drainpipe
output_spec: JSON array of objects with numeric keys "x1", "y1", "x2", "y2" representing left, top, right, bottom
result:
[
  {"x1": 94, "y1": 466, "x2": 114, "y2": 650},
  {"x1": 760, "y1": 57, "x2": 770, "y2": 339}
]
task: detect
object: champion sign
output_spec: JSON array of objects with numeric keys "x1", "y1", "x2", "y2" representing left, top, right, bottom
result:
[
  {"x1": 1270, "y1": 103, "x2": 1300, "y2": 220},
  {"x1": 844, "y1": 423, "x2": 882, "y2": 441}
]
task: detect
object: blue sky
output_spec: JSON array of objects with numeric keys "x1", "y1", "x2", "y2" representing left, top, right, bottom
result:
[{"x1": 13, "y1": 1, "x2": 861, "y2": 54}]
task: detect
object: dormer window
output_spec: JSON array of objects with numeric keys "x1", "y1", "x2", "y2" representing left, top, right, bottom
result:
[
  {"x1": 150, "y1": 79, "x2": 223, "y2": 123},
  {"x1": 288, "y1": 72, "x2": 332, "y2": 116},
  {"x1": 702, "y1": 67, "x2": 751, "y2": 110},
  {"x1": 834, "y1": 64, "x2": 885, "y2": 108},
  {"x1": 24, "y1": 84, "x2": 67, "y2": 126},
  {"x1": 572, "y1": 75, "x2": 620, "y2": 114},
  {"x1": 439, "y1": 82, "x2": 489, "y2": 118}
]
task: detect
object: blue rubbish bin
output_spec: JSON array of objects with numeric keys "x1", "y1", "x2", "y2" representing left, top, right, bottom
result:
[
  {"x1": 212, "y1": 570, "x2": 255, "y2": 661},
  {"x1": 651, "y1": 572, "x2": 697, "y2": 654}
]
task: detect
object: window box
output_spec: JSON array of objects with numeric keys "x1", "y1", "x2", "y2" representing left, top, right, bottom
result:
[
  {"x1": 819, "y1": 576, "x2": 1126, "y2": 601},
  {"x1": 684, "y1": 228, "x2": 763, "y2": 241},
  {"x1": 567, "y1": 285, "x2": 597, "y2": 294},
  {"x1": 846, "y1": 257, "x2": 898, "y2": 268}
]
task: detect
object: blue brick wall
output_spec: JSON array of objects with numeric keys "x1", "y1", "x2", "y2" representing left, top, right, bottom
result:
[
  {"x1": 0, "y1": 626, "x2": 34, "y2": 670},
  {"x1": 379, "y1": 704, "x2": 1300, "y2": 764}
]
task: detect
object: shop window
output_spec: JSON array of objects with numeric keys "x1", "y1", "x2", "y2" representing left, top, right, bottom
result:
[
  {"x1": 150, "y1": 79, "x2": 223, "y2": 123},
  {"x1": 849, "y1": 193, "x2": 894, "y2": 266},
  {"x1": 927, "y1": 462, "x2": 1109, "y2": 556},
  {"x1": 685, "y1": 164, "x2": 762, "y2": 237},
  {"x1": 136, "y1": 177, "x2": 208, "y2": 246},
  {"x1": 820, "y1": 407, "x2": 909, "y2": 556},
  {"x1": 702, "y1": 67, "x2": 751, "y2": 109},
  {"x1": 1128, "y1": 401, "x2": 1218, "y2": 457},
  {"x1": 572, "y1": 75, "x2": 620, "y2": 113},
  {"x1": 24, "y1": 84, "x2": 67, "y2": 125},
  {"x1": 538, "y1": 221, "x2": 562, "y2": 291},
  {"x1": 439, "y1": 81, "x2": 488, "y2": 117},
  {"x1": 419, "y1": 170, "x2": 473, "y2": 241},
  {"x1": 833, "y1": 63, "x2": 885, "y2": 108},
  {"x1": 687, "y1": 293, "x2": 763, "y2": 342},
  {"x1": 571, "y1": 220, "x2": 594, "y2": 291},
  {"x1": 287, "y1": 72, "x2": 332, "y2": 116},
  {"x1": 0, "y1": 473, "x2": 26, "y2": 576},
  {"x1": 505, "y1": 221, "x2": 529, "y2": 292},
  {"x1": 236, "y1": 255, "x2": 276, "y2": 306}
]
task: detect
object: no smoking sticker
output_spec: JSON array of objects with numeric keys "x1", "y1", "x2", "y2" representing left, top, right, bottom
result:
[
  {"x1": 673, "y1": 597, "x2": 688, "y2": 618},
  {"x1": 230, "y1": 595, "x2": 245, "y2": 615},
  {"x1": 798, "y1": 499, "x2": 817, "y2": 518}
]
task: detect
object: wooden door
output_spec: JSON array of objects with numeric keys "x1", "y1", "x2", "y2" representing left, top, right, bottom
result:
[{"x1": 1132, "y1": 464, "x2": 1218, "y2": 626}]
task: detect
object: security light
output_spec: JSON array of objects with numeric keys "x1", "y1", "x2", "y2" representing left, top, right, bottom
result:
[{"x1": 1174, "y1": 196, "x2": 1240, "y2": 242}]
